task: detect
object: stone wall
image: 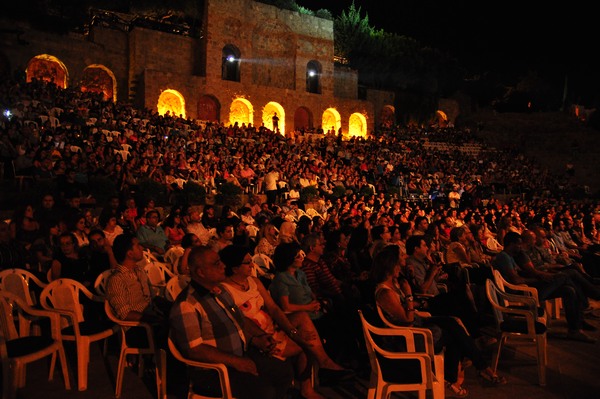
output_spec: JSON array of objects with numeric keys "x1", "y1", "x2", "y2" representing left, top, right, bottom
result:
[{"x1": 0, "y1": 0, "x2": 391, "y2": 135}]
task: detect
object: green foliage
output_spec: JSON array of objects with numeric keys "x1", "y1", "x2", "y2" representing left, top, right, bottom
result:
[
  {"x1": 314, "y1": 9, "x2": 333, "y2": 19},
  {"x1": 334, "y1": 2, "x2": 374, "y2": 61},
  {"x1": 217, "y1": 182, "x2": 243, "y2": 207},
  {"x1": 300, "y1": 186, "x2": 319, "y2": 203},
  {"x1": 255, "y1": 0, "x2": 332, "y2": 19},
  {"x1": 333, "y1": 1, "x2": 466, "y2": 118},
  {"x1": 182, "y1": 181, "x2": 207, "y2": 205}
]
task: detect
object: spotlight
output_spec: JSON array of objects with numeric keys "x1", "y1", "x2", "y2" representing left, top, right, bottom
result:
[
  {"x1": 308, "y1": 70, "x2": 316, "y2": 77},
  {"x1": 227, "y1": 55, "x2": 236, "y2": 62}
]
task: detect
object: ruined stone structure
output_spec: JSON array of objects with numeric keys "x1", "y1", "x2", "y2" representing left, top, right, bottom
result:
[{"x1": 1, "y1": 0, "x2": 400, "y2": 136}]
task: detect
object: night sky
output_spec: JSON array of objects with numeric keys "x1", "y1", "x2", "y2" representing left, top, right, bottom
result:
[{"x1": 298, "y1": 0, "x2": 598, "y2": 96}]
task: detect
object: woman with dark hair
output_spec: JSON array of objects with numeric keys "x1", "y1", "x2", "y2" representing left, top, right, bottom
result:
[
  {"x1": 295, "y1": 215, "x2": 313, "y2": 243},
  {"x1": 266, "y1": 242, "x2": 355, "y2": 384},
  {"x1": 369, "y1": 224, "x2": 391, "y2": 259},
  {"x1": 201, "y1": 205, "x2": 219, "y2": 229},
  {"x1": 372, "y1": 244, "x2": 506, "y2": 397},
  {"x1": 219, "y1": 205, "x2": 238, "y2": 224},
  {"x1": 176, "y1": 233, "x2": 201, "y2": 275},
  {"x1": 50, "y1": 232, "x2": 91, "y2": 285},
  {"x1": 269, "y1": 242, "x2": 321, "y2": 320},
  {"x1": 345, "y1": 224, "x2": 372, "y2": 276},
  {"x1": 323, "y1": 227, "x2": 369, "y2": 304},
  {"x1": 99, "y1": 213, "x2": 124, "y2": 247},
  {"x1": 220, "y1": 244, "x2": 351, "y2": 397},
  {"x1": 162, "y1": 210, "x2": 186, "y2": 247},
  {"x1": 66, "y1": 212, "x2": 90, "y2": 248},
  {"x1": 9, "y1": 203, "x2": 41, "y2": 250}
]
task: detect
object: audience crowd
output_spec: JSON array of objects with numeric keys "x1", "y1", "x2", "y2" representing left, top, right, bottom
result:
[{"x1": 2, "y1": 75, "x2": 600, "y2": 398}]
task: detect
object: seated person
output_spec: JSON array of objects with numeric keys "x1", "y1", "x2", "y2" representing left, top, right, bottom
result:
[
  {"x1": 372, "y1": 244, "x2": 506, "y2": 398},
  {"x1": 136, "y1": 209, "x2": 169, "y2": 257},
  {"x1": 169, "y1": 246, "x2": 294, "y2": 399},
  {"x1": 270, "y1": 241, "x2": 360, "y2": 368},
  {"x1": 405, "y1": 234, "x2": 484, "y2": 338},
  {"x1": 220, "y1": 244, "x2": 353, "y2": 395},
  {"x1": 493, "y1": 231, "x2": 596, "y2": 343},
  {"x1": 209, "y1": 220, "x2": 235, "y2": 253},
  {"x1": 50, "y1": 232, "x2": 91, "y2": 286},
  {"x1": 86, "y1": 229, "x2": 118, "y2": 280},
  {"x1": 106, "y1": 233, "x2": 170, "y2": 345}
]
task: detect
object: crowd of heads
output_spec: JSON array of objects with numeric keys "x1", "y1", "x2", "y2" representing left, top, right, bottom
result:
[{"x1": 1, "y1": 74, "x2": 599, "y2": 278}]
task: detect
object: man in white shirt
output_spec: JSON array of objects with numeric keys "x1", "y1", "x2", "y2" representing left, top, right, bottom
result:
[
  {"x1": 263, "y1": 167, "x2": 280, "y2": 204},
  {"x1": 185, "y1": 209, "x2": 215, "y2": 246}
]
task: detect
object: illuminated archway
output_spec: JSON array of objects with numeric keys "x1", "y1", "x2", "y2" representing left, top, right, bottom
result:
[
  {"x1": 380, "y1": 105, "x2": 395, "y2": 128},
  {"x1": 322, "y1": 108, "x2": 341, "y2": 135},
  {"x1": 81, "y1": 65, "x2": 117, "y2": 102},
  {"x1": 26, "y1": 54, "x2": 68, "y2": 88},
  {"x1": 348, "y1": 112, "x2": 367, "y2": 138},
  {"x1": 262, "y1": 102, "x2": 285, "y2": 135},
  {"x1": 435, "y1": 110, "x2": 449, "y2": 127},
  {"x1": 229, "y1": 97, "x2": 254, "y2": 128},
  {"x1": 157, "y1": 89, "x2": 186, "y2": 118}
]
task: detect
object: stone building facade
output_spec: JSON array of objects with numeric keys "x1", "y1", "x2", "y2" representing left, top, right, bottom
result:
[{"x1": 0, "y1": 0, "x2": 395, "y2": 137}]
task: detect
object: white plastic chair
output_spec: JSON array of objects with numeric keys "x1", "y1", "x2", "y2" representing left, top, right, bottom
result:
[
  {"x1": 305, "y1": 208, "x2": 322, "y2": 219},
  {"x1": 0, "y1": 268, "x2": 47, "y2": 308},
  {"x1": 93, "y1": 269, "x2": 115, "y2": 298},
  {"x1": 165, "y1": 275, "x2": 191, "y2": 302},
  {"x1": 251, "y1": 253, "x2": 275, "y2": 279},
  {"x1": 358, "y1": 309, "x2": 443, "y2": 399},
  {"x1": 486, "y1": 279, "x2": 547, "y2": 386},
  {"x1": 164, "y1": 246, "x2": 185, "y2": 274},
  {"x1": 168, "y1": 337, "x2": 236, "y2": 399},
  {"x1": 374, "y1": 305, "x2": 444, "y2": 399},
  {"x1": 0, "y1": 291, "x2": 71, "y2": 399},
  {"x1": 0, "y1": 268, "x2": 48, "y2": 335},
  {"x1": 40, "y1": 278, "x2": 118, "y2": 390},
  {"x1": 104, "y1": 301, "x2": 166, "y2": 398},
  {"x1": 144, "y1": 262, "x2": 176, "y2": 297},
  {"x1": 492, "y1": 269, "x2": 547, "y2": 324}
]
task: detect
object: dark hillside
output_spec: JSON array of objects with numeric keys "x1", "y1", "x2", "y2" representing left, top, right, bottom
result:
[{"x1": 462, "y1": 110, "x2": 600, "y2": 196}]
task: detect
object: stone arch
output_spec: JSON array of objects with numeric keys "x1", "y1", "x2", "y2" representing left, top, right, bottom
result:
[
  {"x1": 229, "y1": 97, "x2": 254, "y2": 128},
  {"x1": 157, "y1": 89, "x2": 186, "y2": 119},
  {"x1": 322, "y1": 108, "x2": 341, "y2": 135},
  {"x1": 306, "y1": 60, "x2": 321, "y2": 94},
  {"x1": 294, "y1": 107, "x2": 312, "y2": 132},
  {"x1": 198, "y1": 95, "x2": 221, "y2": 122},
  {"x1": 435, "y1": 110, "x2": 449, "y2": 127},
  {"x1": 380, "y1": 105, "x2": 395, "y2": 128},
  {"x1": 80, "y1": 64, "x2": 117, "y2": 102},
  {"x1": 26, "y1": 54, "x2": 68, "y2": 88},
  {"x1": 262, "y1": 102, "x2": 285, "y2": 135},
  {"x1": 348, "y1": 112, "x2": 368, "y2": 138}
]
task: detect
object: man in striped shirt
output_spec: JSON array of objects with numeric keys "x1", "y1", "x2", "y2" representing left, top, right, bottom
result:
[
  {"x1": 106, "y1": 233, "x2": 171, "y2": 347},
  {"x1": 169, "y1": 246, "x2": 293, "y2": 399}
]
